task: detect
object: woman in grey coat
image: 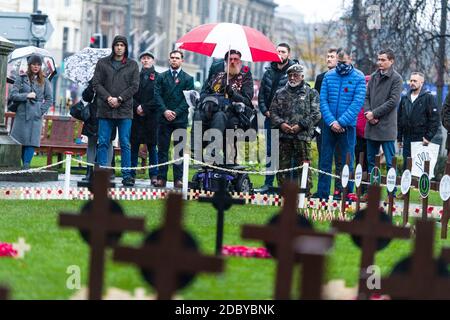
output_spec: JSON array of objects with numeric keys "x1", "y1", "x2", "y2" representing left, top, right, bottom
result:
[{"x1": 9, "y1": 54, "x2": 53, "y2": 168}]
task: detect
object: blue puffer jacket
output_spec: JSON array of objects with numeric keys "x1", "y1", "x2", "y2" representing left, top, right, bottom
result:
[{"x1": 320, "y1": 68, "x2": 366, "y2": 127}]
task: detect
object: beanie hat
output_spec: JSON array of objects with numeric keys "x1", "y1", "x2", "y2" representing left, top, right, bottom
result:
[{"x1": 27, "y1": 54, "x2": 43, "y2": 65}]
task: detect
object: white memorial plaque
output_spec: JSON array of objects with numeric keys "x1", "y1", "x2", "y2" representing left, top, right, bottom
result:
[
  {"x1": 341, "y1": 165, "x2": 350, "y2": 188},
  {"x1": 355, "y1": 164, "x2": 363, "y2": 188},
  {"x1": 386, "y1": 168, "x2": 397, "y2": 193},
  {"x1": 440, "y1": 175, "x2": 450, "y2": 202},
  {"x1": 401, "y1": 170, "x2": 412, "y2": 195}
]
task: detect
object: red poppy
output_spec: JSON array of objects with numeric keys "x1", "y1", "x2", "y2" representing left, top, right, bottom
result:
[
  {"x1": 344, "y1": 87, "x2": 349, "y2": 93},
  {"x1": 0, "y1": 243, "x2": 17, "y2": 257},
  {"x1": 149, "y1": 74, "x2": 155, "y2": 81},
  {"x1": 175, "y1": 78, "x2": 180, "y2": 84},
  {"x1": 242, "y1": 66, "x2": 250, "y2": 73}
]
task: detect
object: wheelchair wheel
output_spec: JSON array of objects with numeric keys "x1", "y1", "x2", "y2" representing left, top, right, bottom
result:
[{"x1": 235, "y1": 174, "x2": 252, "y2": 193}]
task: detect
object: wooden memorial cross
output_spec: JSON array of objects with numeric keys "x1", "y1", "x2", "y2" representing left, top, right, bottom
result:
[
  {"x1": 421, "y1": 160, "x2": 431, "y2": 220},
  {"x1": 364, "y1": 155, "x2": 382, "y2": 191},
  {"x1": 294, "y1": 234, "x2": 334, "y2": 300},
  {"x1": 401, "y1": 158, "x2": 413, "y2": 226},
  {"x1": 441, "y1": 155, "x2": 450, "y2": 238},
  {"x1": 331, "y1": 185, "x2": 410, "y2": 300},
  {"x1": 199, "y1": 177, "x2": 245, "y2": 255},
  {"x1": 340, "y1": 153, "x2": 351, "y2": 216},
  {"x1": 59, "y1": 169, "x2": 145, "y2": 300},
  {"x1": 440, "y1": 247, "x2": 450, "y2": 263},
  {"x1": 380, "y1": 220, "x2": 450, "y2": 299},
  {"x1": 0, "y1": 287, "x2": 8, "y2": 300},
  {"x1": 355, "y1": 152, "x2": 368, "y2": 212},
  {"x1": 242, "y1": 182, "x2": 334, "y2": 300},
  {"x1": 113, "y1": 193, "x2": 223, "y2": 300}
]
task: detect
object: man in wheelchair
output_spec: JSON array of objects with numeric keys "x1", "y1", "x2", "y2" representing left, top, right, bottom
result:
[{"x1": 190, "y1": 50, "x2": 255, "y2": 192}]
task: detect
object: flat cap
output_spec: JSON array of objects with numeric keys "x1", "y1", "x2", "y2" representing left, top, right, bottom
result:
[{"x1": 139, "y1": 51, "x2": 155, "y2": 59}]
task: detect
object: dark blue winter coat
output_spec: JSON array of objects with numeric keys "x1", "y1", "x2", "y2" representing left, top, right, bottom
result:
[{"x1": 320, "y1": 68, "x2": 366, "y2": 127}]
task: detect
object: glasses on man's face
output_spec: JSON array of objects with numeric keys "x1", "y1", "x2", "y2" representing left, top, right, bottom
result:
[
  {"x1": 229, "y1": 57, "x2": 241, "y2": 62},
  {"x1": 288, "y1": 74, "x2": 301, "y2": 79}
]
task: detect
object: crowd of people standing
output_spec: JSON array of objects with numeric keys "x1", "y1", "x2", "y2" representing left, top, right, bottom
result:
[{"x1": 7, "y1": 34, "x2": 450, "y2": 197}]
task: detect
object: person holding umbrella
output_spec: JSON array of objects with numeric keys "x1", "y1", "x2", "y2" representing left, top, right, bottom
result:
[{"x1": 9, "y1": 54, "x2": 53, "y2": 169}]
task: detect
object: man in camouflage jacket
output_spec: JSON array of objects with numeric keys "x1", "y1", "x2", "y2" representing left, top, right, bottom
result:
[{"x1": 270, "y1": 64, "x2": 321, "y2": 190}]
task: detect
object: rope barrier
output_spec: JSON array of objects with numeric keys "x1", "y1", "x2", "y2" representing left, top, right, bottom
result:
[
  {"x1": 0, "y1": 155, "x2": 431, "y2": 193},
  {"x1": 71, "y1": 158, "x2": 184, "y2": 171},
  {"x1": 0, "y1": 160, "x2": 66, "y2": 175},
  {"x1": 190, "y1": 158, "x2": 304, "y2": 175}
]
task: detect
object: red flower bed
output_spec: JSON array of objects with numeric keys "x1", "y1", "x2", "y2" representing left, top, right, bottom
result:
[
  {"x1": 0, "y1": 243, "x2": 17, "y2": 257},
  {"x1": 222, "y1": 245, "x2": 271, "y2": 259}
]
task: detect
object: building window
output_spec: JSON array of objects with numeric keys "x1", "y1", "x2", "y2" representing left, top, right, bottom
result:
[
  {"x1": 178, "y1": 0, "x2": 184, "y2": 11},
  {"x1": 134, "y1": 0, "x2": 144, "y2": 11},
  {"x1": 64, "y1": 0, "x2": 71, "y2": 7},
  {"x1": 156, "y1": 0, "x2": 162, "y2": 16},
  {"x1": 102, "y1": 10, "x2": 112, "y2": 22},
  {"x1": 196, "y1": 0, "x2": 201, "y2": 15},
  {"x1": 188, "y1": 0, "x2": 193, "y2": 12},
  {"x1": 220, "y1": 3, "x2": 226, "y2": 21},
  {"x1": 228, "y1": 5, "x2": 234, "y2": 22},
  {"x1": 73, "y1": 28, "x2": 79, "y2": 52},
  {"x1": 62, "y1": 27, "x2": 69, "y2": 53}
]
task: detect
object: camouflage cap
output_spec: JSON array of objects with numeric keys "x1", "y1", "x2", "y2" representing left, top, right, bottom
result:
[{"x1": 286, "y1": 64, "x2": 304, "y2": 75}]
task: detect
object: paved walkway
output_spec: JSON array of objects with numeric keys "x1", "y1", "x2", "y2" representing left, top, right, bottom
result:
[{"x1": 0, "y1": 174, "x2": 174, "y2": 189}]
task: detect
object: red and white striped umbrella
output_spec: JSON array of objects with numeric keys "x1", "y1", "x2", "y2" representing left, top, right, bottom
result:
[{"x1": 176, "y1": 23, "x2": 281, "y2": 63}]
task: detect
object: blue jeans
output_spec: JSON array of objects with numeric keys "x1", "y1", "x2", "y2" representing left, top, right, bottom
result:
[
  {"x1": 367, "y1": 140, "x2": 396, "y2": 172},
  {"x1": 263, "y1": 117, "x2": 275, "y2": 186},
  {"x1": 317, "y1": 125, "x2": 356, "y2": 198},
  {"x1": 131, "y1": 143, "x2": 158, "y2": 178},
  {"x1": 97, "y1": 118, "x2": 132, "y2": 179},
  {"x1": 367, "y1": 139, "x2": 396, "y2": 193},
  {"x1": 22, "y1": 146, "x2": 35, "y2": 166},
  {"x1": 401, "y1": 136, "x2": 420, "y2": 171}
]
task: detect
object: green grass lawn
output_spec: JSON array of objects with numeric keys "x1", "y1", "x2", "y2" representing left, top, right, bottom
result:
[{"x1": 0, "y1": 199, "x2": 449, "y2": 300}]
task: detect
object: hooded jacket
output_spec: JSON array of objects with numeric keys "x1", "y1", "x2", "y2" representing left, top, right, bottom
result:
[
  {"x1": 398, "y1": 87, "x2": 440, "y2": 142},
  {"x1": 92, "y1": 35, "x2": 140, "y2": 119},
  {"x1": 258, "y1": 59, "x2": 296, "y2": 115}
]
